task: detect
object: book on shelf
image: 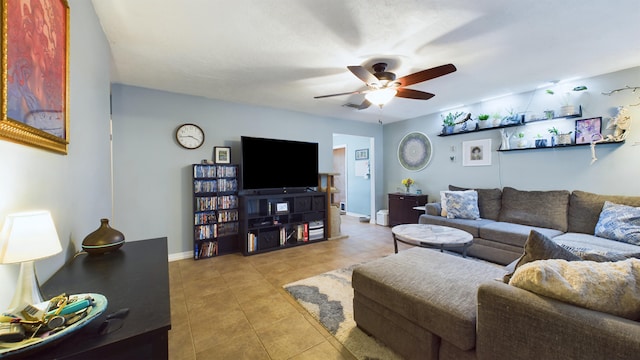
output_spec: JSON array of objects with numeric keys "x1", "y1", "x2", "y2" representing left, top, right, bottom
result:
[
  {"x1": 247, "y1": 233, "x2": 258, "y2": 252},
  {"x1": 195, "y1": 240, "x2": 218, "y2": 259}
]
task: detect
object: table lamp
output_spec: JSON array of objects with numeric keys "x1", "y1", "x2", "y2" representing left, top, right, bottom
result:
[{"x1": 0, "y1": 210, "x2": 62, "y2": 310}]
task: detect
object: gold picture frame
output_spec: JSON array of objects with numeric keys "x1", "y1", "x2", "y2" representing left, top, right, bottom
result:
[{"x1": 1, "y1": 0, "x2": 70, "y2": 154}]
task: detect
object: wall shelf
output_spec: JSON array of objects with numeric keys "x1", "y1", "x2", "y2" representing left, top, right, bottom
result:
[
  {"x1": 438, "y1": 106, "x2": 583, "y2": 137},
  {"x1": 498, "y1": 139, "x2": 624, "y2": 152}
]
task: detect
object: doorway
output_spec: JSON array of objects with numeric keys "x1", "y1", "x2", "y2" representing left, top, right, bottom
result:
[{"x1": 332, "y1": 134, "x2": 375, "y2": 221}]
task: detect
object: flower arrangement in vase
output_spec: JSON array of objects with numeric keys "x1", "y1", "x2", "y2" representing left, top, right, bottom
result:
[{"x1": 401, "y1": 178, "x2": 414, "y2": 193}]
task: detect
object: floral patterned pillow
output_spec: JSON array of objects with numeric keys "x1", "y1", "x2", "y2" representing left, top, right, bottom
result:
[
  {"x1": 594, "y1": 201, "x2": 640, "y2": 245},
  {"x1": 443, "y1": 190, "x2": 480, "y2": 220}
]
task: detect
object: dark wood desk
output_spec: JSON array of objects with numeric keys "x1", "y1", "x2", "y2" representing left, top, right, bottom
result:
[{"x1": 24, "y1": 237, "x2": 171, "y2": 360}]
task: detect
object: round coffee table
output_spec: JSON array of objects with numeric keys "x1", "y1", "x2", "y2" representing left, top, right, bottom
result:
[{"x1": 391, "y1": 224, "x2": 473, "y2": 256}]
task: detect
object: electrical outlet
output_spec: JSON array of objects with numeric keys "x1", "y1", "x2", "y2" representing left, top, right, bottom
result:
[
  {"x1": 450, "y1": 155, "x2": 456, "y2": 162},
  {"x1": 450, "y1": 145, "x2": 456, "y2": 152}
]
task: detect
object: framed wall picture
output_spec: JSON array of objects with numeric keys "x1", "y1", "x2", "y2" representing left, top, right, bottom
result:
[
  {"x1": 575, "y1": 117, "x2": 602, "y2": 144},
  {"x1": 1, "y1": 0, "x2": 70, "y2": 154},
  {"x1": 355, "y1": 148, "x2": 369, "y2": 160},
  {"x1": 462, "y1": 139, "x2": 492, "y2": 166},
  {"x1": 214, "y1": 146, "x2": 231, "y2": 164}
]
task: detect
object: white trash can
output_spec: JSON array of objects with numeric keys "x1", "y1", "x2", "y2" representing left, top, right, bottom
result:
[{"x1": 376, "y1": 210, "x2": 389, "y2": 226}]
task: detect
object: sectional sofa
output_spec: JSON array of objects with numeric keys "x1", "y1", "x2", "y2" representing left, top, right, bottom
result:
[
  {"x1": 351, "y1": 186, "x2": 640, "y2": 359},
  {"x1": 418, "y1": 186, "x2": 640, "y2": 265}
]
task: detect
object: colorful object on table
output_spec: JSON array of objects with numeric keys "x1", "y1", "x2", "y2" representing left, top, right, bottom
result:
[
  {"x1": 402, "y1": 178, "x2": 414, "y2": 193},
  {"x1": 0, "y1": 293, "x2": 107, "y2": 358}
]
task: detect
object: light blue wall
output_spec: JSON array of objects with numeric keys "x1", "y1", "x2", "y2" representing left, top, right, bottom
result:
[
  {"x1": 0, "y1": 1, "x2": 112, "y2": 309},
  {"x1": 110, "y1": 85, "x2": 384, "y2": 256},
  {"x1": 333, "y1": 134, "x2": 372, "y2": 216},
  {"x1": 383, "y1": 67, "x2": 640, "y2": 208}
]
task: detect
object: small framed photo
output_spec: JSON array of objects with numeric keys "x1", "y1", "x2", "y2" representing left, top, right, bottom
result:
[
  {"x1": 463, "y1": 139, "x2": 492, "y2": 167},
  {"x1": 214, "y1": 146, "x2": 231, "y2": 164},
  {"x1": 355, "y1": 148, "x2": 369, "y2": 160},
  {"x1": 575, "y1": 117, "x2": 602, "y2": 144}
]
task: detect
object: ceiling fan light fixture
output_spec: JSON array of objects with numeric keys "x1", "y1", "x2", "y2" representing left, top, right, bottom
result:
[{"x1": 365, "y1": 88, "x2": 397, "y2": 106}]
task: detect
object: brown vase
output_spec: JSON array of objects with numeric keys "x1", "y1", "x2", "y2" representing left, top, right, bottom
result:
[{"x1": 82, "y1": 218, "x2": 125, "y2": 255}]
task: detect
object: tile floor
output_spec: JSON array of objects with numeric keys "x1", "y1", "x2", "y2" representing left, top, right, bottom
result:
[{"x1": 167, "y1": 215, "x2": 414, "y2": 359}]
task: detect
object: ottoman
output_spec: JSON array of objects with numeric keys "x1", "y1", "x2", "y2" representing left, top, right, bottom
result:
[{"x1": 352, "y1": 247, "x2": 507, "y2": 360}]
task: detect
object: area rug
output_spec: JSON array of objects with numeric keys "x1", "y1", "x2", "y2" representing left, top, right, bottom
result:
[{"x1": 283, "y1": 264, "x2": 403, "y2": 360}]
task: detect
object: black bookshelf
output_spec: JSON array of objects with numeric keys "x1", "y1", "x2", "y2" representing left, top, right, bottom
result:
[{"x1": 192, "y1": 164, "x2": 239, "y2": 259}]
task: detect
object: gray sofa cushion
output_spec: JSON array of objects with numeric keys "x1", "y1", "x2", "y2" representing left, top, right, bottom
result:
[
  {"x1": 449, "y1": 185, "x2": 502, "y2": 221},
  {"x1": 419, "y1": 214, "x2": 494, "y2": 238},
  {"x1": 479, "y1": 221, "x2": 563, "y2": 248},
  {"x1": 499, "y1": 187, "x2": 570, "y2": 232},
  {"x1": 553, "y1": 232, "x2": 640, "y2": 259},
  {"x1": 568, "y1": 190, "x2": 640, "y2": 234}
]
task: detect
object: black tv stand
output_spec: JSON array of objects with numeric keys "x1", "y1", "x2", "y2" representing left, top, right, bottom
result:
[{"x1": 239, "y1": 191, "x2": 327, "y2": 255}]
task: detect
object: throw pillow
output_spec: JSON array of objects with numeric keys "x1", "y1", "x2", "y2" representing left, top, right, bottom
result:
[
  {"x1": 439, "y1": 190, "x2": 474, "y2": 217},
  {"x1": 509, "y1": 258, "x2": 640, "y2": 320},
  {"x1": 594, "y1": 201, "x2": 640, "y2": 245},
  {"x1": 449, "y1": 185, "x2": 502, "y2": 220},
  {"x1": 568, "y1": 190, "x2": 640, "y2": 234},
  {"x1": 503, "y1": 230, "x2": 580, "y2": 283},
  {"x1": 442, "y1": 191, "x2": 480, "y2": 220}
]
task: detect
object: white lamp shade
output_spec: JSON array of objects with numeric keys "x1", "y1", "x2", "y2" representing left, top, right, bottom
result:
[
  {"x1": 365, "y1": 88, "x2": 397, "y2": 106},
  {"x1": 0, "y1": 210, "x2": 62, "y2": 264}
]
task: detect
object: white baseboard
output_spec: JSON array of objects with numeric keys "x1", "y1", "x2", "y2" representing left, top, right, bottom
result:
[{"x1": 168, "y1": 251, "x2": 192, "y2": 262}]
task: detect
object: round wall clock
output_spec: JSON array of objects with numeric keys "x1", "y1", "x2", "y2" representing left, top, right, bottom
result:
[
  {"x1": 398, "y1": 132, "x2": 432, "y2": 171},
  {"x1": 175, "y1": 123, "x2": 205, "y2": 149}
]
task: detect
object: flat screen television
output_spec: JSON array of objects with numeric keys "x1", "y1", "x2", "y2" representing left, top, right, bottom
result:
[{"x1": 241, "y1": 136, "x2": 319, "y2": 192}]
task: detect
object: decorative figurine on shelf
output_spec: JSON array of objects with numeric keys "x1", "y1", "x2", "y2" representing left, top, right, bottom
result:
[
  {"x1": 591, "y1": 106, "x2": 632, "y2": 164},
  {"x1": 402, "y1": 178, "x2": 414, "y2": 193},
  {"x1": 500, "y1": 129, "x2": 512, "y2": 150}
]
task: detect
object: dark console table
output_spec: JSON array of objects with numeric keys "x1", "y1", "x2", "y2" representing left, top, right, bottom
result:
[{"x1": 25, "y1": 237, "x2": 171, "y2": 360}]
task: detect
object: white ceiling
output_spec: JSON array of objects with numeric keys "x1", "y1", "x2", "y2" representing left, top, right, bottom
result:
[{"x1": 91, "y1": 0, "x2": 640, "y2": 124}]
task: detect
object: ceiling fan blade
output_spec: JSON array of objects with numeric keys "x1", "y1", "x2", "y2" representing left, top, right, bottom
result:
[
  {"x1": 397, "y1": 64, "x2": 457, "y2": 87},
  {"x1": 396, "y1": 88, "x2": 435, "y2": 100},
  {"x1": 347, "y1": 66, "x2": 379, "y2": 85},
  {"x1": 314, "y1": 90, "x2": 363, "y2": 99}
]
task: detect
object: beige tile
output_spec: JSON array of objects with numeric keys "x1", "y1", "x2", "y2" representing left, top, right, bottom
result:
[
  {"x1": 168, "y1": 321, "x2": 196, "y2": 360},
  {"x1": 289, "y1": 340, "x2": 352, "y2": 360},
  {"x1": 195, "y1": 331, "x2": 270, "y2": 360},
  {"x1": 240, "y1": 292, "x2": 300, "y2": 330},
  {"x1": 255, "y1": 312, "x2": 326, "y2": 360}
]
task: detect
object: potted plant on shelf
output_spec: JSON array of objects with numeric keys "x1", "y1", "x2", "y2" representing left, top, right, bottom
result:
[
  {"x1": 441, "y1": 112, "x2": 463, "y2": 134},
  {"x1": 515, "y1": 132, "x2": 527, "y2": 148},
  {"x1": 491, "y1": 112, "x2": 502, "y2": 127},
  {"x1": 478, "y1": 114, "x2": 490, "y2": 129},
  {"x1": 548, "y1": 127, "x2": 572, "y2": 146},
  {"x1": 534, "y1": 134, "x2": 548, "y2": 148}
]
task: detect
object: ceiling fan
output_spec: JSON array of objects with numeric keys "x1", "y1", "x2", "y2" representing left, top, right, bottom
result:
[{"x1": 315, "y1": 63, "x2": 457, "y2": 109}]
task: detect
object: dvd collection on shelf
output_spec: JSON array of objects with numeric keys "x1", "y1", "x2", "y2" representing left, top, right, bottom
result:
[
  {"x1": 192, "y1": 164, "x2": 239, "y2": 260},
  {"x1": 194, "y1": 165, "x2": 237, "y2": 178},
  {"x1": 246, "y1": 220, "x2": 324, "y2": 253},
  {"x1": 195, "y1": 241, "x2": 218, "y2": 259}
]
